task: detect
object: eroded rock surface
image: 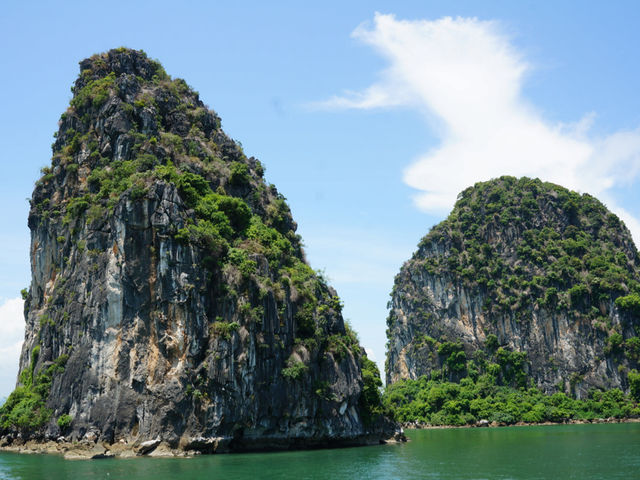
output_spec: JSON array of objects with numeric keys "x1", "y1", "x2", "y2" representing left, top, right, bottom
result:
[
  {"x1": 386, "y1": 177, "x2": 640, "y2": 397},
  {"x1": 0, "y1": 48, "x2": 400, "y2": 454}
]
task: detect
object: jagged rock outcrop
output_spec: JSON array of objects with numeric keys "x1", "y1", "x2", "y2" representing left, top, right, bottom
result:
[
  {"x1": 386, "y1": 177, "x2": 640, "y2": 397},
  {"x1": 0, "y1": 48, "x2": 399, "y2": 454}
]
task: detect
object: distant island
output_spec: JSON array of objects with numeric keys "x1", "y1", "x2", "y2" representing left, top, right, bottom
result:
[{"x1": 384, "y1": 176, "x2": 640, "y2": 426}]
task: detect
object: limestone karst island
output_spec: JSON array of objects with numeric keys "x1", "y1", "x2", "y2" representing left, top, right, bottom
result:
[
  {"x1": 0, "y1": 49, "x2": 400, "y2": 458},
  {"x1": 1, "y1": 49, "x2": 639, "y2": 462},
  {"x1": 384, "y1": 177, "x2": 640, "y2": 425}
]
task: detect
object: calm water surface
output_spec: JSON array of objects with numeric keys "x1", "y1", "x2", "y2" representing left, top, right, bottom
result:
[{"x1": 1, "y1": 423, "x2": 638, "y2": 479}]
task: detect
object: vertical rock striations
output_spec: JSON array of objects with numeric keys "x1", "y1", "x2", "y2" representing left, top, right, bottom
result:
[
  {"x1": 386, "y1": 177, "x2": 640, "y2": 397},
  {"x1": 1, "y1": 48, "x2": 398, "y2": 454}
]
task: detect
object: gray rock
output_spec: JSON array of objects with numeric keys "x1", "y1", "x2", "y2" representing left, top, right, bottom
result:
[
  {"x1": 5, "y1": 47, "x2": 400, "y2": 454},
  {"x1": 137, "y1": 438, "x2": 161, "y2": 455}
]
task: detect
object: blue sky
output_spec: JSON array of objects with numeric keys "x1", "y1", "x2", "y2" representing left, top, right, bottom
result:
[{"x1": 2, "y1": 1, "x2": 640, "y2": 397}]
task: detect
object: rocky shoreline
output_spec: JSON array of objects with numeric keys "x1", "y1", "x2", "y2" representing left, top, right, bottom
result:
[
  {"x1": 0, "y1": 431, "x2": 406, "y2": 460},
  {"x1": 403, "y1": 417, "x2": 640, "y2": 430}
]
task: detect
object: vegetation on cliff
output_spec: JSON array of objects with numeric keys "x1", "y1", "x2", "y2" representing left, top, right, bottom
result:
[
  {"x1": 382, "y1": 335, "x2": 640, "y2": 425},
  {"x1": 0, "y1": 348, "x2": 68, "y2": 432},
  {"x1": 413, "y1": 176, "x2": 640, "y2": 325},
  {"x1": 383, "y1": 375, "x2": 640, "y2": 426}
]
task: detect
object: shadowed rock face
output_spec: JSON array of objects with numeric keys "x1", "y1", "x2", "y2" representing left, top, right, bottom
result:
[
  {"x1": 3, "y1": 48, "x2": 398, "y2": 452},
  {"x1": 386, "y1": 176, "x2": 640, "y2": 397}
]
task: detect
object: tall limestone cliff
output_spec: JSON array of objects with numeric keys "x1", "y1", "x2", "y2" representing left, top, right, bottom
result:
[
  {"x1": 0, "y1": 48, "x2": 397, "y2": 454},
  {"x1": 386, "y1": 177, "x2": 640, "y2": 397}
]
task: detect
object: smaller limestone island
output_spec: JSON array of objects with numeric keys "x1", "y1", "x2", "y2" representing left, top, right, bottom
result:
[
  {"x1": 384, "y1": 176, "x2": 640, "y2": 426},
  {"x1": 0, "y1": 48, "x2": 401, "y2": 459}
]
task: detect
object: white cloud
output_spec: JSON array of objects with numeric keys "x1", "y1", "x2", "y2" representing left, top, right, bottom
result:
[
  {"x1": 0, "y1": 297, "x2": 24, "y2": 397},
  {"x1": 364, "y1": 347, "x2": 377, "y2": 362},
  {"x1": 320, "y1": 13, "x2": 640, "y2": 243}
]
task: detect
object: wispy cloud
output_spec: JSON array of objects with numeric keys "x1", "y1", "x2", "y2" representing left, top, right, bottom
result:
[
  {"x1": 364, "y1": 347, "x2": 377, "y2": 361},
  {"x1": 318, "y1": 13, "x2": 640, "y2": 243}
]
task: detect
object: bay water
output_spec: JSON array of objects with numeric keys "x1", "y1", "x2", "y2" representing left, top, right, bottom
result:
[{"x1": 1, "y1": 423, "x2": 638, "y2": 479}]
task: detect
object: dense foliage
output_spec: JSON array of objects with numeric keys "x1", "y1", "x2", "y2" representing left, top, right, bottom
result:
[
  {"x1": 0, "y1": 348, "x2": 68, "y2": 433},
  {"x1": 384, "y1": 335, "x2": 640, "y2": 426},
  {"x1": 383, "y1": 374, "x2": 640, "y2": 426},
  {"x1": 359, "y1": 356, "x2": 384, "y2": 425}
]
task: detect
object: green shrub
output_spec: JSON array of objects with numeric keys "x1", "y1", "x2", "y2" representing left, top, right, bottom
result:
[
  {"x1": 568, "y1": 284, "x2": 589, "y2": 307},
  {"x1": 175, "y1": 221, "x2": 229, "y2": 259},
  {"x1": 210, "y1": 320, "x2": 239, "y2": 340},
  {"x1": 229, "y1": 162, "x2": 250, "y2": 186},
  {"x1": 66, "y1": 197, "x2": 89, "y2": 219},
  {"x1": 629, "y1": 370, "x2": 640, "y2": 401},
  {"x1": 605, "y1": 333, "x2": 624, "y2": 355},
  {"x1": 129, "y1": 180, "x2": 148, "y2": 199},
  {"x1": 359, "y1": 356, "x2": 384, "y2": 424},
  {"x1": 71, "y1": 72, "x2": 116, "y2": 110},
  {"x1": 625, "y1": 337, "x2": 640, "y2": 360},
  {"x1": 160, "y1": 132, "x2": 184, "y2": 153},
  {"x1": 214, "y1": 195, "x2": 251, "y2": 232},
  {"x1": 484, "y1": 334, "x2": 499, "y2": 352},
  {"x1": 246, "y1": 217, "x2": 293, "y2": 270},
  {"x1": 39, "y1": 315, "x2": 54, "y2": 327},
  {"x1": 282, "y1": 361, "x2": 308, "y2": 381},
  {"x1": 195, "y1": 193, "x2": 251, "y2": 234},
  {"x1": 294, "y1": 303, "x2": 316, "y2": 338},
  {"x1": 0, "y1": 351, "x2": 67, "y2": 432},
  {"x1": 177, "y1": 172, "x2": 210, "y2": 206},
  {"x1": 542, "y1": 287, "x2": 558, "y2": 306},
  {"x1": 615, "y1": 294, "x2": 640, "y2": 316},
  {"x1": 57, "y1": 414, "x2": 72, "y2": 430},
  {"x1": 227, "y1": 248, "x2": 257, "y2": 277}
]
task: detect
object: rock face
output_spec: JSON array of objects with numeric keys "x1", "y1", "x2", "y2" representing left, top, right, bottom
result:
[
  {"x1": 1, "y1": 48, "x2": 397, "y2": 453},
  {"x1": 386, "y1": 177, "x2": 640, "y2": 397}
]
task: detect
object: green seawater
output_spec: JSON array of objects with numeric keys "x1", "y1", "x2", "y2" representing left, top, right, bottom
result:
[{"x1": 1, "y1": 423, "x2": 639, "y2": 479}]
